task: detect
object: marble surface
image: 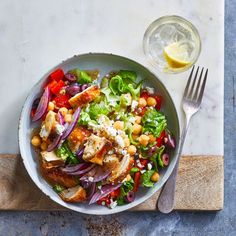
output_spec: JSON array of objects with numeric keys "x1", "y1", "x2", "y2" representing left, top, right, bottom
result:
[
  {"x1": 0, "y1": 0, "x2": 232, "y2": 235},
  {"x1": 0, "y1": 0, "x2": 223, "y2": 155}
]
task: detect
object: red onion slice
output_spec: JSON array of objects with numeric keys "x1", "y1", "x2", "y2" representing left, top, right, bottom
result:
[
  {"x1": 81, "y1": 182, "x2": 96, "y2": 200},
  {"x1": 61, "y1": 163, "x2": 90, "y2": 173},
  {"x1": 68, "y1": 164, "x2": 95, "y2": 176},
  {"x1": 89, "y1": 183, "x2": 122, "y2": 205},
  {"x1": 57, "y1": 111, "x2": 65, "y2": 125},
  {"x1": 80, "y1": 166, "x2": 111, "y2": 183},
  {"x1": 47, "y1": 135, "x2": 62, "y2": 152},
  {"x1": 61, "y1": 107, "x2": 81, "y2": 140},
  {"x1": 32, "y1": 87, "x2": 50, "y2": 122}
]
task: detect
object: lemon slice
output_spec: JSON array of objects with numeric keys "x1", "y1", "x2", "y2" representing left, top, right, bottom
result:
[{"x1": 163, "y1": 42, "x2": 191, "y2": 69}]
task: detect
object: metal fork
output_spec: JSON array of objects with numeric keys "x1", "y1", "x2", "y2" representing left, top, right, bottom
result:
[{"x1": 157, "y1": 66, "x2": 208, "y2": 213}]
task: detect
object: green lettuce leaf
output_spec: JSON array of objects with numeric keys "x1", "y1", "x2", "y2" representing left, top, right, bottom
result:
[
  {"x1": 117, "y1": 180, "x2": 134, "y2": 206},
  {"x1": 142, "y1": 108, "x2": 167, "y2": 137},
  {"x1": 141, "y1": 170, "x2": 155, "y2": 187},
  {"x1": 69, "y1": 68, "x2": 92, "y2": 84},
  {"x1": 118, "y1": 70, "x2": 137, "y2": 83},
  {"x1": 56, "y1": 142, "x2": 78, "y2": 164}
]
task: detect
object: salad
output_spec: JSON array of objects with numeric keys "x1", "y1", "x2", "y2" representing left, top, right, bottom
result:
[{"x1": 30, "y1": 67, "x2": 176, "y2": 209}]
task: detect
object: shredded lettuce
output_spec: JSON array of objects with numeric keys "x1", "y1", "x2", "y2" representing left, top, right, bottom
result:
[
  {"x1": 150, "y1": 145, "x2": 165, "y2": 170},
  {"x1": 117, "y1": 180, "x2": 134, "y2": 206},
  {"x1": 56, "y1": 142, "x2": 78, "y2": 164},
  {"x1": 109, "y1": 75, "x2": 124, "y2": 95},
  {"x1": 78, "y1": 110, "x2": 91, "y2": 126},
  {"x1": 88, "y1": 100, "x2": 110, "y2": 120},
  {"x1": 142, "y1": 108, "x2": 167, "y2": 137},
  {"x1": 141, "y1": 170, "x2": 155, "y2": 187},
  {"x1": 53, "y1": 184, "x2": 65, "y2": 193},
  {"x1": 69, "y1": 68, "x2": 92, "y2": 84},
  {"x1": 118, "y1": 70, "x2": 137, "y2": 83},
  {"x1": 108, "y1": 72, "x2": 142, "y2": 99}
]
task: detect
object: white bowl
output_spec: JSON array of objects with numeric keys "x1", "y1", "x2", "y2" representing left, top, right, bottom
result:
[{"x1": 19, "y1": 53, "x2": 180, "y2": 215}]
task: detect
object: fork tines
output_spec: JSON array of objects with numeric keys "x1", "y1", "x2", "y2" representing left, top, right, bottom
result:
[{"x1": 183, "y1": 65, "x2": 208, "y2": 104}]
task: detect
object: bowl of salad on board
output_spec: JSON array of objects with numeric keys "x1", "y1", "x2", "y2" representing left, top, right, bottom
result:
[{"x1": 19, "y1": 53, "x2": 180, "y2": 215}]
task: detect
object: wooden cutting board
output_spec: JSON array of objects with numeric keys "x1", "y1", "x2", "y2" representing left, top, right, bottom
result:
[{"x1": 0, "y1": 154, "x2": 223, "y2": 211}]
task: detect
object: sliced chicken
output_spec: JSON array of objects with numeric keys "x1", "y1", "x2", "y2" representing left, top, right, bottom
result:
[
  {"x1": 103, "y1": 154, "x2": 120, "y2": 170},
  {"x1": 67, "y1": 127, "x2": 90, "y2": 153},
  {"x1": 39, "y1": 111, "x2": 56, "y2": 140},
  {"x1": 107, "y1": 155, "x2": 134, "y2": 184},
  {"x1": 41, "y1": 151, "x2": 64, "y2": 169},
  {"x1": 41, "y1": 167, "x2": 78, "y2": 188},
  {"x1": 69, "y1": 85, "x2": 100, "y2": 108},
  {"x1": 83, "y1": 134, "x2": 112, "y2": 165},
  {"x1": 59, "y1": 185, "x2": 86, "y2": 202}
]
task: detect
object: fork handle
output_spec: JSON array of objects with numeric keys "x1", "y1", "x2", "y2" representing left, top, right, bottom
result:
[{"x1": 157, "y1": 115, "x2": 191, "y2": 213}]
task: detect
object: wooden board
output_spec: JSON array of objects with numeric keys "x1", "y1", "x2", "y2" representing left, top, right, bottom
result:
[{"x1": 0, "y1": 154, "x2": 223, "y2": 211}]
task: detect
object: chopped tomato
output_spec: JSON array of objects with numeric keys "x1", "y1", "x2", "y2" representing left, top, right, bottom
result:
[
  {"x1": 110, "y1": 188, "x2": 121, "y2": 198},
  {"x1": 156, "y1": 130, "x2": 165, "y2": 147},
  {"x1": 140, "y1": 91, "x2": 149, "y2": 100},
  {"x1": 151, "y1": 95, "x2": 162, "y2": 110},
  {"x1": 54, "y1": 94, "x2": 71, "y2": 108},
  {"x1": 133, "y1": 171, "x2": 141, "y2": 192},
  {"x1": 50, "y1": 80, "x2": 65, "y2": 95},
  {"x1": 46, "y1": 80, "x2": 57, "y2": 90},
  {"x1": 140, "y1": 159, "x2": 148, "y2": 167},
  {"x1": 48, "y1": 68, "x2": 64, "y2": 82},
  {"x1": 135, "y1": 106, "x2": 147, "y2": 116},
  {"x1": 97, "y1": 196, "x2": 111, "y2": 206}
]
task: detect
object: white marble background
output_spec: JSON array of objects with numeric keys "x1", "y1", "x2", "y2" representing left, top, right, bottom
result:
[{"x1": 0, "y1": 0, "x2": 224, "y2": 155}]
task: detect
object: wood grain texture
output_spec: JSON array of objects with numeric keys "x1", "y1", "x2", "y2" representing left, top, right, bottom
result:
[{"x1": 0, "y1": 154, "x2": 223, "y2": 211}]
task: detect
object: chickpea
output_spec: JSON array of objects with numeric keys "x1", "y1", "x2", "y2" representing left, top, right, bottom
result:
[
  {"x1": 47, "y1": 101, "x2": 55, "y2": 111},
  {"x1": 135, "y1": 116, "x2": 142, "y2": 124},
  {"x1": 147, "y1": 97, "x2": 157, "y2": 107},
  {"x1": 59, "y1": 107, "x2": 68, "y2": 116},
  {"x1": 138, "y1": 98, "x2": 147, "y2": 107},
  {"x1": 127, "y1": 145, "x2": 137, "y2": 155},
  {"x1": 125, "y1": 174, "x2": 132, "y2": 182},
  {"x1": 132, "y1": 134, "x2": 139, "y2": 141},
  {"x1": 148, "y1": 134, "x2": 156, "y2": 143},
  {"x1": 113, "y1": 121, "x2": 124, "y2": 130},
  {"x1": 31, "y1": 135, "x2": 41, "y2": 147},
  {"x1": 40, "y1": 141, "x2": 48, "y2": 151},
  {"x1": 64, "y1": 114, "x2": 72, "y2": 123},
  {"x1": 151, "y1": 172, "x2": 159, "y2": 182},
  {"x1": 132, "y1": 124, "x2": 142, "y2": 135},
  {"x1": 138, "y1": 134, "x2": 150, "y2": 146},
  {"x1": 124, "y1": 137, "x2": 130, "y2": 147},
  {"x1": 68, "y1": 109, "x2": 74, "y2": 114}
]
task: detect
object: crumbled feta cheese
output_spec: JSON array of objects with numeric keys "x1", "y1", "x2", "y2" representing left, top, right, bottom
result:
[
  {"x1": 107, "y1": 126, "x2": 117, "y2": 137},
  {"x1": 128, "y1": 116, "x2": 136, "y2": 124},
  {"x1": 88, "y1": 177, "x2": 94, "y2": 182},
  {"x1": 108, "y1": 149, "x2": 114, "y2": 155},
  {"x1": 146, "y1": 87, "x2": 155, "y2": 94},
  {"x1": 141, "y1": 170, "x2": 146, "y2": 174},
  {"x1": 115, "y1": 135, "x2": 125, "y2": 148},
  {"x1": 131, "y1": 100, "x2": 138, "y2": 111},
  {"x1": 55, "y1": 124, "x2": 65, "y2": 135},
  {"x1": 97, "y1": 185, "x2": 102, "y2": 190},
  {"x1": 110, "y1": 200, "x2": 118, "y2": 209},
  {"x1": 121, "y1": 150, "x2": 127, "y2": 155},
  {"x1": 147, "y1": 163, "x2": 152, "y2": 170},
  {"x1": 39, "y1": 124, "x2": 49, "y2": 139},
  {"x1": 137, "y1": 162, "x2": 143, "y2": 168}
]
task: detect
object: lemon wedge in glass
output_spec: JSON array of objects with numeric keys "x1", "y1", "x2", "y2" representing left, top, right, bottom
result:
[{"x1": 163, "y1": 42, "x2": 191, "y2": 69}]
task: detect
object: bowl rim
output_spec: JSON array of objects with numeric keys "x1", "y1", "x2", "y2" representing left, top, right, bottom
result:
[{"x1": 18, "y1": 52, "x2": 180, "y2": 215}]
